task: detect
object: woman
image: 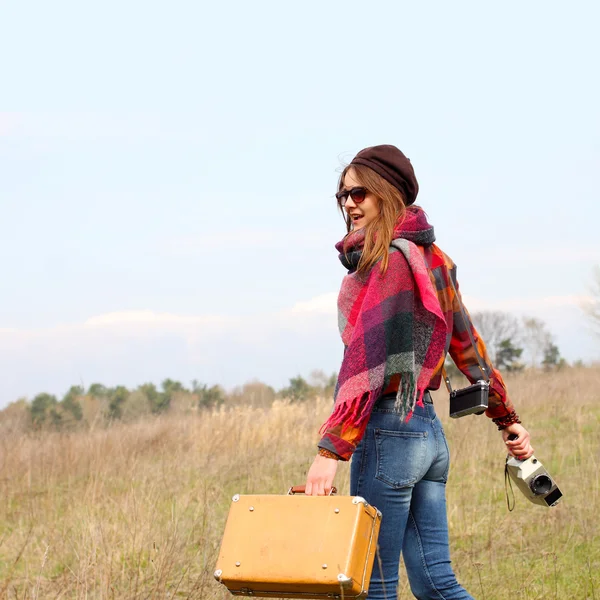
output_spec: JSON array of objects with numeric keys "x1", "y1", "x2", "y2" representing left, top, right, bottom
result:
[{"x1": 305, "y1": 145, "x2": 534, "y2": 600}]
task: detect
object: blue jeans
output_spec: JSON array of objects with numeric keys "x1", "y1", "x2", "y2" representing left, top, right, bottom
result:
[{"x1": 350, "y1": 394, "x2": 474, "y2": 600}]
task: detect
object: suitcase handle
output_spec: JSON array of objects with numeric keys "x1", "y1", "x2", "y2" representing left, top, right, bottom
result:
[{"x1": 287, "y1": 485, "x2": 337, "y2": 495}]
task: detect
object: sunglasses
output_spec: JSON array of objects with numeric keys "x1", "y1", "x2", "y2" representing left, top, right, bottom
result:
[{"x1": 335, "y1": 186, "x2": 367, "y2": 206}]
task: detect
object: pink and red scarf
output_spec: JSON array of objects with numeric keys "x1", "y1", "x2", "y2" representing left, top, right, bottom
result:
[{"x1": 322, "y1": 207, "x2": 447, "y2": 432}]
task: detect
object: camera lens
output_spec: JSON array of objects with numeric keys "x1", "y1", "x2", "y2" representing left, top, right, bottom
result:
[{"x1": 530, "y1": 474, "x2": 553, "y2": 495}]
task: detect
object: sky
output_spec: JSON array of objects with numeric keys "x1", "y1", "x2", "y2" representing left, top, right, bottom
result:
[{"x1": 1, "y1": 1, "x2": 599, "y2": 407}]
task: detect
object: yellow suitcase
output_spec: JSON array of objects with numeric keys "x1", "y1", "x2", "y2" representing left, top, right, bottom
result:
[{"x1": 214, "y1": 486, "x2": 382, "y2": 599}]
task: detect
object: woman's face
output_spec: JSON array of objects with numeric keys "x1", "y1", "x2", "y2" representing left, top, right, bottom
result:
[{"x1": 340, "y1": 168, "x2": 380, "y2": 230}]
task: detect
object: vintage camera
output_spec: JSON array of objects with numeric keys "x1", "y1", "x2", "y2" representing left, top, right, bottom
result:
[
  {"x1": 506, "y1": 454, "x2": 562, "y2": 507},
  {"x1": 449, "y1": 380, "x2": 489, "y2": 418}
]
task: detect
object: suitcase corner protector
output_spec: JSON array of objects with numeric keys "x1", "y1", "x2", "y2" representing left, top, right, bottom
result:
[{"x1": 351, "y1": 496, "x2": 368, "y2": 506}]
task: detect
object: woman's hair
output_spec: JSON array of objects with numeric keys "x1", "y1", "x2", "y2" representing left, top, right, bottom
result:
[{"x1": 338, "y1": 164, "x2": 407, "y2": 275}]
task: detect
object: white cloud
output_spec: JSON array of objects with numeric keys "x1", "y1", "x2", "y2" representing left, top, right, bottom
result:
[
  {"x1": 0, "y1": 293, "x2": 342, "y2": 405},
  {"x1": 0, "y1": 112, "x2": 22, "y2": 136},
  {"x1": 0, "y1": 291, "x2": 596, "y2": 408},
  {"x1": 0, "y1": 292, "x2": 591, "y2": 346},
  {"x1": 462, "y1": 294, "x2": 592, "y2": 312},
  {"x1": 475, "y1": 246, "x2": 600, "y2": 266},
  {"x1": 84, "y1": 310, "x2": 234, "y2": 329},
  {"x1": 287, "y1": 292, "x2": 337, "y2": 315},
  {"x1": 70, "y1": 292, "x2": 338, "y2": 338}
]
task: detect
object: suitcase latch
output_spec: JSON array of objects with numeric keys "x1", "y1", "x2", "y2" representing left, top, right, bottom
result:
[{"x1": 238, "y1": 588, "x2": 254, "y2": 596}]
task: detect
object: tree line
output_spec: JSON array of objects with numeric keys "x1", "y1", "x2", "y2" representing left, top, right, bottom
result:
[
  {"x1": 473, "y1": 312, "x2": 566, "y2": 370},
  {"x1": 444, "y1": 312, "x2": 568, "y2": 379},
  {"x1": 0, "y1": 371, "x2": 338, "y2": 433},
  {"x1": 0, "y1": 310, "x2": 579, "y2": 434}
]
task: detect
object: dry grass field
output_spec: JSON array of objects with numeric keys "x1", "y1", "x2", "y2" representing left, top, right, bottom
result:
[{"x1": 0, "y1": 367, "x2": 598, "y2": 599}]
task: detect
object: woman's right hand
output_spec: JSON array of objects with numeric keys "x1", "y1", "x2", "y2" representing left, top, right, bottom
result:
[{"x1": 502, "y1": 423, "x2": 534, "y2": 459}]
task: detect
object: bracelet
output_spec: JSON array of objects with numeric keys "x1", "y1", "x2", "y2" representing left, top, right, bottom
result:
[
  {"x1": 492, "y1": 410, "x2": 522, "y2": 431},
  {"x1": 318, "y1": 448, "x2": 341, "y2": 460}
]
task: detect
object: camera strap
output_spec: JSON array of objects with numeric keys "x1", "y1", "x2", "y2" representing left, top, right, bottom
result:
[
  {"x1": 504, "y1": 458, "x2": 516, "y2": 512},
  {"x1": 441, "y1": 267, "x2": 490, "y2": 393}
]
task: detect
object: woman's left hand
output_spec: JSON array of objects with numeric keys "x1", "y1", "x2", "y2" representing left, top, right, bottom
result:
[
  {"x1": 502, "y1": 423, "x2": 534, "y2": 459},
  {"x1": 305, "y1": 454, "x2": 338, "y2": 496}
]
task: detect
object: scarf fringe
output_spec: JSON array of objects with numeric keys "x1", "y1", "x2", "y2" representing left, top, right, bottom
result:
[
  {"x1": 394, "y1": 373, "x2": 422, "y2": 422},
  {"x1": 320, "y1": 389, "x2": 380, "y2": 434},
  {"x1": 321, "y1": 376, "x2": 429, "y2": 433}
]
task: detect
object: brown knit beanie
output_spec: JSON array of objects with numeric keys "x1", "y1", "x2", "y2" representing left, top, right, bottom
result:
[{"x1": 350, "y1": 144, "x2": 419, "y2": 206}]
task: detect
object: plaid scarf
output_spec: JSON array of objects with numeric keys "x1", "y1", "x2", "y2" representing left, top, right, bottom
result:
[{"x1": 322, "y1": 207, "x2": 447, "y2": 432}]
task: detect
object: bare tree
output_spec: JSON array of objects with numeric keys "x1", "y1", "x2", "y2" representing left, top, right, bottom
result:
[
  {"x1": 583, "y1": 266, "x2": 600, "y2": 335},
  {"x1": 309, "y1": 369, "x2": 330, "y2": 390},
  {"x1": 471, "y1": 311, "x2": 521, "y2": 363},
  {"x1": 521, "y1": 317, "x2": 552, "y2": 368},
  {"x1": 227, "y1": 380, "x2": 276, "y2": 408}
]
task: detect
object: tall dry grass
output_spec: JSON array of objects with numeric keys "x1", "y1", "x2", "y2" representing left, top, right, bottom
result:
[{"x1": 0, "y1": 367, "x2": 598, "y2": 599}]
